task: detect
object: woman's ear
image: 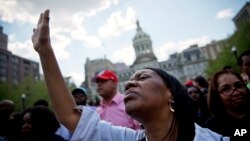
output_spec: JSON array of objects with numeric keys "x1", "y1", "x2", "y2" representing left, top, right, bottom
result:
[{"x1": 168, "y1": 97, "x2": 175, "y2": 112}]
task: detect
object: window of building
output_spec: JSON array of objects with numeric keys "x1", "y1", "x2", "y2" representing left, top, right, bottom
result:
[
  {"x1": 0, "y1": 54, "x2": 7, "y2": 61},
  {"x1": 32, "y1": 63, "x2": 38, "y2": 69},
  {"x1": 0, "y1": 68, "x2": 6, "y2": 75},
  {"x1": 11, "y1": 57, "x2": 19, "y2": 64}
]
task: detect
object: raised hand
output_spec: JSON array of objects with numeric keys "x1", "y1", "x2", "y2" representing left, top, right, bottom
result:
[
  {"x1": 32, "y1": 9, "x2": 51, "y2": 53},
  {"x1": 31, "y1": 10, "x2": 80, "y2": 132}
]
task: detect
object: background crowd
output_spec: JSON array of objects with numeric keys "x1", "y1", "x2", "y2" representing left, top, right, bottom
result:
[{"x1": 1, "y1": 8, "x2": 250, "y2": 141}]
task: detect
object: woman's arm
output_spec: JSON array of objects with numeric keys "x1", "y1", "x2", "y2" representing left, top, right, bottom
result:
[{"x1": 31, "y1": 9, "x2": 80, "y2": 132}]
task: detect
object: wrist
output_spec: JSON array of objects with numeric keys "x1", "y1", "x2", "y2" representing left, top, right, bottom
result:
[{"x1": 37, "y1": 44, "x2": 54, "y2": 56}]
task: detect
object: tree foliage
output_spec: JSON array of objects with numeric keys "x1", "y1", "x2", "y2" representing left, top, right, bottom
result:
[
  {"x1": 0, "y1": 76, "x2": 49, "y2": 112},
  {"x1": 205, "y1": 22, "x2": 250, "y2": 77},
  {"x1": 0, "y1": 75, "x2": 77, "y2": 112}
]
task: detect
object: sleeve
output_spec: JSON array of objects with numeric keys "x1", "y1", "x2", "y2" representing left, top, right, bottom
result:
[
  {"x1": 194, "y1": 123, "x2": 230, "y2": 141},
  {"x1": 70, "y1": 106, "x2": 99, "y2": 141},
  {"x1": 70, "y1": 106, "x2": 141, "y2": 141}
]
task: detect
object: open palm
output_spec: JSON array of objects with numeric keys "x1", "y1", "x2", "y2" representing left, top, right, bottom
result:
[{"x1": 32, "y1": 9, "x2": 51, "y2": 53}]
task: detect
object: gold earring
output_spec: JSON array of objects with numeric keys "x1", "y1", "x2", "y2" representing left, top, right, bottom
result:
[{"x1": 169, "y1": 100, "x2": 175, "y2": 112}]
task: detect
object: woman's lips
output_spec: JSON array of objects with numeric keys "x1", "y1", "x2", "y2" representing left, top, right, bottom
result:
[
  {"x1": 124, "y1": 90, "x2": 138, "y2": 103},
  {"x1": 233, "y1": 97, "x2": 246, "y2": 103}
]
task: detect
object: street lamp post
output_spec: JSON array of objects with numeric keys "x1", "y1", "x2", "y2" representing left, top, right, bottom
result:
[
  {"x1": 231, "y1": 46, "x2": 238, "y2": 65},
  {"x1": 21, "y1": 93, "x2": 26, "y2": 111}
]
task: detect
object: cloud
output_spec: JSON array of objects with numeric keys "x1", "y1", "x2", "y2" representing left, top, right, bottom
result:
[
  {"x1": 8, "y1": 39, "x2": 39, "y2": 61},
  {"x1": 112, "y1": 45, "x2": 135, "y2": 65},
  {"x1": 0, "y1": 0, "x2": 116, "y2": 49},
  {"x1": 216, "y1": 9, "x2": 234, "y2": 19},
  {"x1": 50, "y1": 32, "x2": 71, "y2": 60},
  {"x1": 111, "y1": 36, "x2": 211, "y2": 65},
  {"x1": 0, "y1": 1, "x2": 37, "y2": 23},
  {"x1": 68, "y1": 72, "x2": 85, "y2": 87},
  {"x1": 8, "y1": 34, "x2": 16, "y2": 41},
  {"x1": 1, "y1": 0, "x2": 121, "y2": 88},
  {"x1": 110, "y1": 35, "x2": 211, "y2": 66},
  {"x1": 8, "y1": 32, "x2": 70, "y2": 62},
  {"x1": 0, "y1": 0, "x2": 119, "y2": 23},
  {"x1": 156, "y1": 35, "x2": 211, "y2": 61},
  {"x1": 71, "y1": 19, "x2": 102, "y2": 48},
  {"x1": 98, "y1": 7, "x2": 136, "y2": 38}
]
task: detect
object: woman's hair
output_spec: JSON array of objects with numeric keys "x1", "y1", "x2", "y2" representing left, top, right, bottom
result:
[
  {"x1": 208, "y1": 70, "x2": 250, "y2": 117},
  {"x1": 194, "y1": 75, "x2": 209, "y2": 88},
  {"x1": 185, "y1": 85, "x2": 203, "y2": 103},
  {"x1": 30, "y1": 106, "x2": 60, "y2": 135},
  {"x1": 185, "y1": 85, "x2": 211, "y2": 126},
  {"x1": 146, "y1": 68, "x2": 195, "y2": 141},
  {"x1": 238, "y1": 50, "x2": 250, "y2": 66},
  {"x1": 33, "y1": 99, "x2": 49, "y2": 107},
  {"x1": 185, "y1": 85, "x2": 207, "y2": 105}
]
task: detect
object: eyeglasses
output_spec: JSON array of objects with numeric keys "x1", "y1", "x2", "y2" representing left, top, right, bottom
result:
[
  {"x1": 218, "y1": 81, "x2": 245, "y2": 95},
  {"x1": 244, "y1": 61, "x2": 250, "y2": 67}
]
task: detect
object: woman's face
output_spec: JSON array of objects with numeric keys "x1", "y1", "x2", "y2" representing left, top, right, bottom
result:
[
  {"x1": 124, "y1": 69, "x2": 171, "y2": 120},
  {"x1": 241, "y1": 73, "x2": 250, "y2": 84},
  {"x1": 22, "y1": 112, "x2": 32, "y2": 136},
  {"x1": 187, "y1": 87, "x2": 200, "y2": 102},
  {"x1": 217, "y1": 73, "x2": 248, "y2": 110}
]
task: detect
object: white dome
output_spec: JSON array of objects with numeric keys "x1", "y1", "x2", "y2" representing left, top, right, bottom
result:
[{"x1": 133, "y1": 20, "x2": 151, "y2": 42}]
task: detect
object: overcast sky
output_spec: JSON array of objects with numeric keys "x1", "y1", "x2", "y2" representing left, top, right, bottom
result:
[{"x1": 0, "y1": 0, "x2": 248, "y2": 86}]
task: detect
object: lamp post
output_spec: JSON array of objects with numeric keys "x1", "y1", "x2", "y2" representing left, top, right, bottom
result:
[
  {"x1": 231, "y1": 46, "x2": 238, "y2": 64},
  {"x1": 21, "y1": 93, "x2": 26, "y2": 111}
]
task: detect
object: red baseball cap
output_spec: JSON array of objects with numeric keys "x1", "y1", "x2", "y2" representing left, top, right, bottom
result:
[
  {"x1": 184, "y1": 80, "x2": 193, "y2": 87},
  {"x1": 95, "y1": 70, "x2": 118, "y2": 83}
]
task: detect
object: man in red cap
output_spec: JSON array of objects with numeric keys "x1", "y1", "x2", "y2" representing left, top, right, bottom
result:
[{"x1": 95, "y1": 70, "x2": 141, "y2": 130}]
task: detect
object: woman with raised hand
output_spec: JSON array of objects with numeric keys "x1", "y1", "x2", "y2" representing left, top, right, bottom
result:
[{"x1": 32, "y1": 9, "x2": 229, "y2": 141}]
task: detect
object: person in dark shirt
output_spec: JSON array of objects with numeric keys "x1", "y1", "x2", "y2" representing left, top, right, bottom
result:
[
  {"x1": 21, "y1": 106, "x2": 66, "y2": 141},
  {"x1": 71, "y1": 88, "x2": 87, "y2": 106},
  {"x1": 238, "y1": 50, "x2": 250, "y2": 78},
  {"x1": 185, "y1": 85, "x2": 211, "y2": 127},
  {"x1": 206, "y1": 70, "x2": 250, "y2": 141}
]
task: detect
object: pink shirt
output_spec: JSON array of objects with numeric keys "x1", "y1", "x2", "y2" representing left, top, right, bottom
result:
[{"x1": 96, "y1": 92, "x2": 141, "y2": 130}]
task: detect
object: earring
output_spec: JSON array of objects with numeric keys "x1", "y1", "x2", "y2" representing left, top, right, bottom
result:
[{"x1": 169, "y1": 100, "x2": 175, "y2": 112}]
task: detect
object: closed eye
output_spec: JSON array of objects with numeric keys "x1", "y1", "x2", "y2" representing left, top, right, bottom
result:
[{"x1": 138, "y1": 76, "x2": 148, "y2": 80}]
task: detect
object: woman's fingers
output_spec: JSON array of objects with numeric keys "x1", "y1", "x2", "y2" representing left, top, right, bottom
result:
[
  {"x1": 42, "y1": 9, "x2": 50, "y2": 25},
  {"x1": 37, "y1": 13, "x2": 43, "y2": 27}
]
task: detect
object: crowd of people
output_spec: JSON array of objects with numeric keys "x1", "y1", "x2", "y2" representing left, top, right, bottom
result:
[{"x1": 1, "y1": 9, "x2": 250, "y2": 141}]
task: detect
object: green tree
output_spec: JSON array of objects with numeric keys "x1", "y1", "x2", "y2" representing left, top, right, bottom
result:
[
  {"x1": 0, "y1": 75, "x2": 78, "y2": 112},
  {"x1": 205, "y1": 22, "x2": 250, "y2": 77},
  {"x1": 0, "y1": 75, "x2": 49, "y2": 112}
]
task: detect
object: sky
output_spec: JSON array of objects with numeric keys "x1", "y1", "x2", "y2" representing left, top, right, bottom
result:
[{"x1": 0, "y1": 0, "x2": 248, "y2": 86}]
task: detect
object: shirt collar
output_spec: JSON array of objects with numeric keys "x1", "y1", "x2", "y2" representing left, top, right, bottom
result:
[
  {"x1": 112, "y1": 92, "x2": 123, "y2": 104},
  {"x1": 100, "y1": 92, "x2": 123, "y2": 105}
]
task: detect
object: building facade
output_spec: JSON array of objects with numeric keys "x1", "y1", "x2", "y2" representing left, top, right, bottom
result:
[
  {"x1": 233, "y1": 2, "x2": 250, "y2": 29},
  {"x1": 0, "y1": 26, "x2": 40, "y2": 84},
  {"x1": 83, "y1": 21, "x2": 223, "y2": 100},
  {"x1": 83, "y1": 57, "x2": 115, "y2": 100}
]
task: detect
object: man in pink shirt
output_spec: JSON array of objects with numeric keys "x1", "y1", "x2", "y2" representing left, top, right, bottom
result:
[{"x1": 95, "y1": 70, "x2": 141, "y2": 130}]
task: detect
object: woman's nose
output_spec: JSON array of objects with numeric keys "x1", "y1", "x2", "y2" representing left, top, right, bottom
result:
[{"x1": 125, "y1": 80, "x2": 137, "y2": 91}]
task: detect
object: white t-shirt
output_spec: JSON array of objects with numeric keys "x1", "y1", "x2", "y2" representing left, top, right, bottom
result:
[
  {"x1": 70, "y1": 106, "x2": 229, "y2": 141},
  {"x1": 56, "y1": 124, "x2": 72, "y2": 140}
]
